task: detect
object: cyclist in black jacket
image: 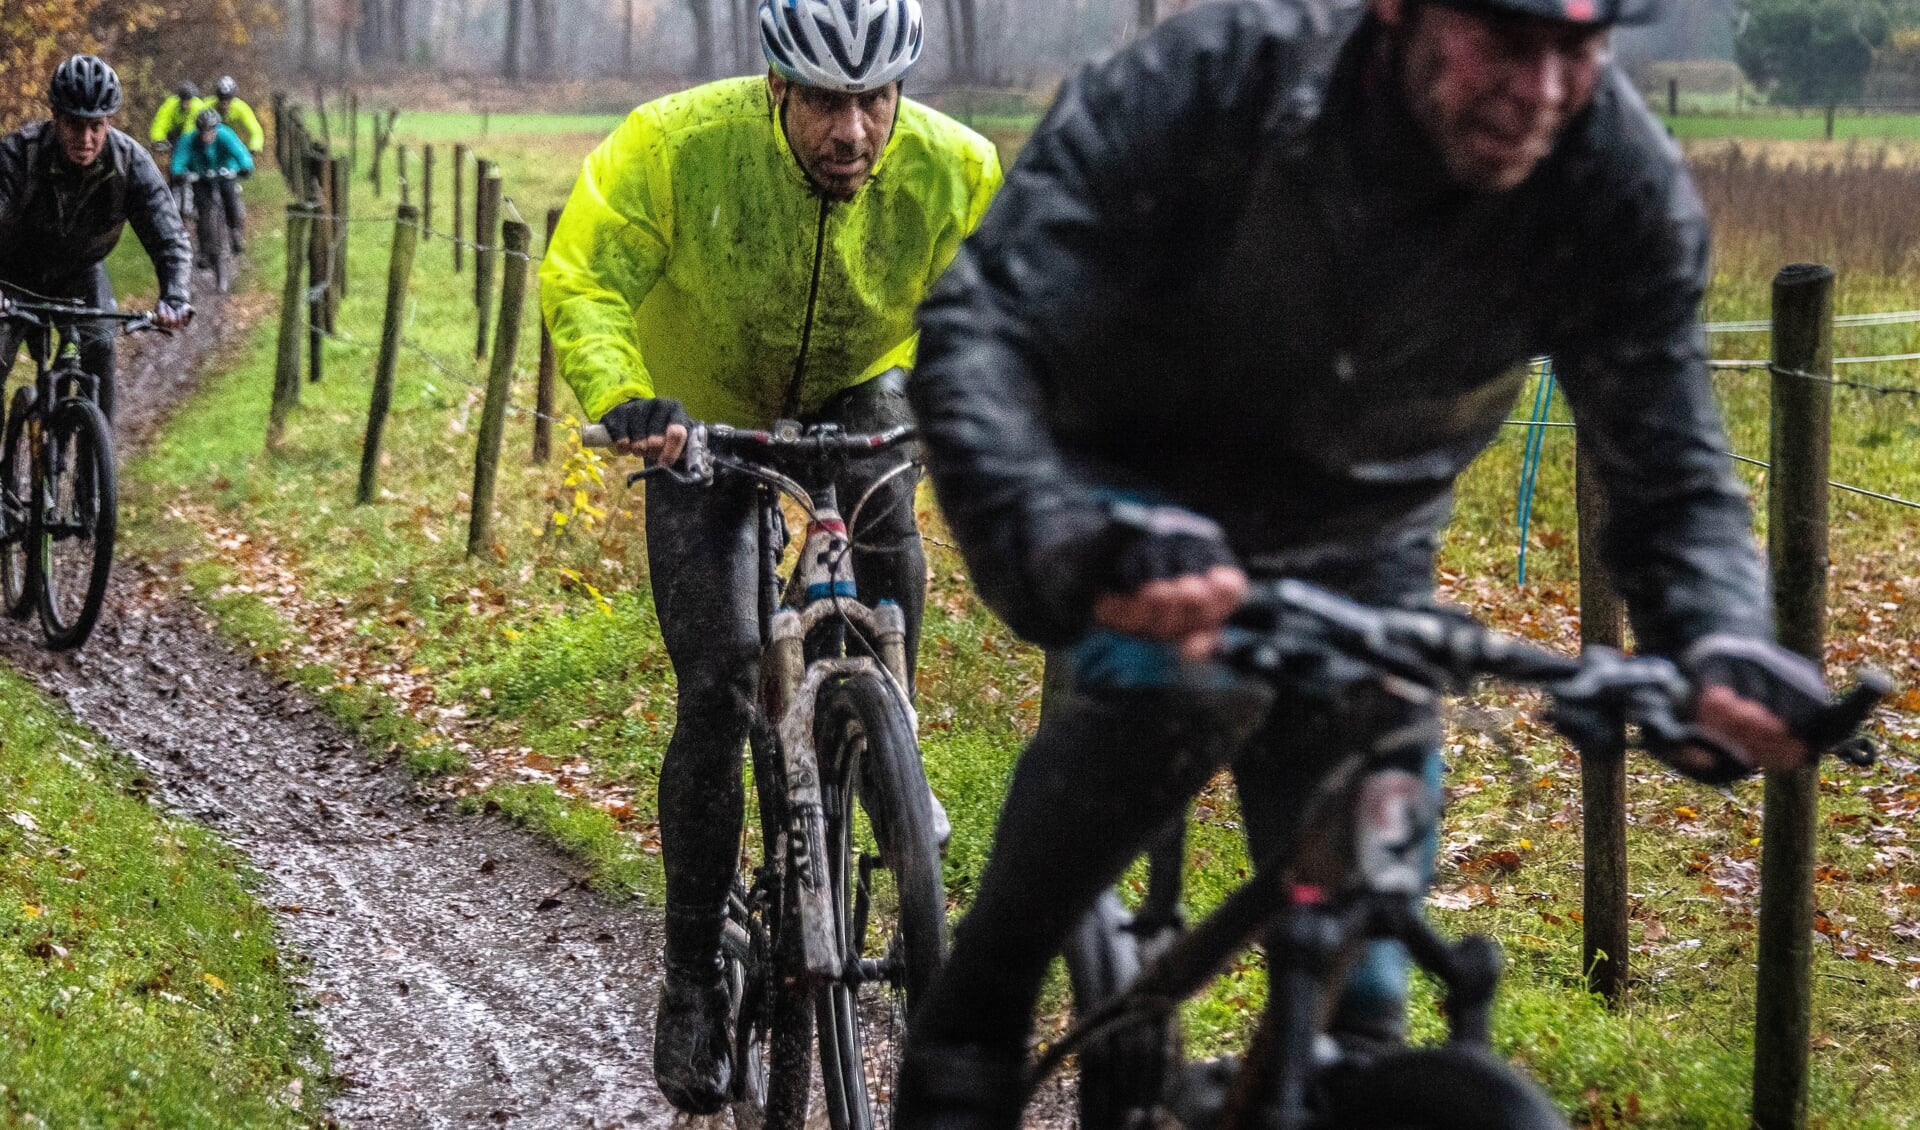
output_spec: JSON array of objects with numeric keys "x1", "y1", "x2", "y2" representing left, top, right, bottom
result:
[
  {"x1": 0, "y1": 55, "x2": 193, "y2": 423},
  {"x1": 898, "y1": 1, "x2": 1833, "y2": 1125}
]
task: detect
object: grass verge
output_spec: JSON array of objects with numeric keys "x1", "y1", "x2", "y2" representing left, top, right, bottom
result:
[{"x1": 0, "y1": 668, "x2": 327, "y2": 1127}]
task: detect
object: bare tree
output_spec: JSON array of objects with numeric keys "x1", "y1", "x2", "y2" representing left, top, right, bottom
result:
[
  {"x1": 392, "y1": 0, "x2": 412, "y2": 63},
  {"x1": 686, "y1": 0, "x2": 717, "y2": 77},
  {"x1": 1138, "y1": 0, "x2": 1157, "y2": 37},
  {"x1": 302, "y1": 0, "x2": 318, "y2": 72},
  {"x1": 529, "y1": 0, "x2": 556, "y2": 78},
  {"x1": 502, "y1": 0, "x2": 524, "y2": 78}
]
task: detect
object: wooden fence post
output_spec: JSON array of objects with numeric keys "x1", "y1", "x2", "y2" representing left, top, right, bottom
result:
[
  {"x1": 271, "y1": 92, "x2": 287, "y2": 176},
  {"x1": 473, "y1": 163, "x2": 501, "y2": 361},
  {"x1": 1575, "y1": 440, "x2": 1630, "y2": 1005},
  {"x1": 533, "y1": 206, "x2": 561, "y2": 463},
  {"x1": 453, "y1": 144, "x2": 469, "y2": 273},
  {"x1": 1667, "y1": 78, "x2": 1678, "y2": 118},
  {"x1": 348, "y1": 91, "x2": 359, "y2": 172},
  {"x1": 469, "y1": 220, "x2": 533, "y2": 558},
  {"x1": 397, "y1": 144, "x2": 410, "y2": 206},
  {"x1": 359, "y1": 205, "x2": 421, "y2": 506},
  {"x1": 1752, "y1": 263, "x2": 1834, "y2": 1130},
  {"x1": 307, "y1": 149, "x2": 332, "y2": 383},
  {"x1": 314, "y1": 85, "x2": 331, "y2": 146},
  {"x1": 421, "y1": 145, "x2": 435, "y2": 242},
  {"x1": 329, "y1": 152, "x2": 350, "y2": 304},
  {"x1": 270, "y1": 205, "x2": 312, "y2": 449}
]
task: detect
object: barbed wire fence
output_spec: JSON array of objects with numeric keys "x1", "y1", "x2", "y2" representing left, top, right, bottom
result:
[{"x1": 268, "y1": 96, "x2": 578, "y2": 561}]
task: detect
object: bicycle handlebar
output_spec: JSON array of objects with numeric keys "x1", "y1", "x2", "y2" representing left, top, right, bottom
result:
[
  {"x1": 1224, "y1": 578, "x2": 1890, "y2": 772},
  {"x1": 580, "y1": 419, "x2": 916, "y2": 486},
  {"x1": 0, "y1": 298, "x2": 173, "y2": 337}
]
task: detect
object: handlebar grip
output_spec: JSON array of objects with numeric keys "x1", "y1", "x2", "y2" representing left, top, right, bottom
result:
[
  {"x1": 1805, "y1": 668, "x2": 1892, "y2": 759},
  {"x1": 581, "y1": 423, "x2": 611, "y2": 448}
]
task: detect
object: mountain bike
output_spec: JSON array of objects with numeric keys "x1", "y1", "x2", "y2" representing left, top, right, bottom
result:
[
  {"x1": 1039, "y1": 578, "x2": 1889, "y2": 1130},
  {"x1": 0, "y1": 298, "x2": 160, "y2": 649},
  {"x1": 183, "y1": 168, "x2": 240, "y2": 294},
  {"x1": 585, "y1": 417, "x2": 945, "y2": 1130}
]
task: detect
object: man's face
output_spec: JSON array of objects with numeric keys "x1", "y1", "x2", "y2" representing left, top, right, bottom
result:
[
  {"x1": 770, "y1": 75, "x2": 899, "y2": 202},
  {"x1": 1376, "y1": 0, "x2": 1609, "y2": 192},
  {"x1": 54, "y1": 113, "x2": 110, "y2": 168}
]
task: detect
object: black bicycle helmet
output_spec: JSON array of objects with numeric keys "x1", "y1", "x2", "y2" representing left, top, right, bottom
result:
[
  {"x1": 195, "y1": 107, "x2": 222, "y2": 133},
  {"x1": 177, "y1": 80, "x2": 199, "y2": 100},
  {"x1": 1425, "y1": 0, "x2": 1660, "y2": 25},
  {"x1": 49, "y1": 54, "x2": 123, "y2": 119},
  {"x1": 215, "y1": 75, "x2": 238, "y2": 98}
]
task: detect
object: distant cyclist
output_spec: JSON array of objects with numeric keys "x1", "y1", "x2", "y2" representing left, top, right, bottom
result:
[
  {"x1": 210, "y1": 76, "x2": 265, "y2": 155},
  {"x1": 0, "y1": 55, "x2": 192, "y2": 423},
  {"x1": 147, "y1": 80, "x2": 204, "y2": 152},
  {"x1": 172, "y1": 108, "x2": 254, "y2": 260},
  {"x1": 541, "y1": 0, "x2": 1000, "y2": 1114},
  {"x1": 896, "y1": 0, "x2": 1837, "y2": 1125}
]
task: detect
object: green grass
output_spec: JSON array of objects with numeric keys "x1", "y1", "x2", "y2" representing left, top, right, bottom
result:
[
  {"x1": 1667, "y1": 111, "x2": 1920, "y2": 140},
  {"x1": 0, "y1": 668, "x2": 327, "y2": 1126},
  {"x1": 125, "y1": 109, "x2": 1920, "y2": 1127}
]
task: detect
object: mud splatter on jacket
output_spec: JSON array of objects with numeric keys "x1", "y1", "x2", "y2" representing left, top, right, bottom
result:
[
  {"x1": 541, "y1": 76, "x2": 1003, "y2": 427},
  {"x1": 910, "y1": 0, "x2": 1770, "y2": 656}
]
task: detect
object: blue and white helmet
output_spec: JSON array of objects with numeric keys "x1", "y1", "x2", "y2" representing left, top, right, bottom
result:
[{"x1": 759, "y1": 0, "x2": 924, "y2": 94}]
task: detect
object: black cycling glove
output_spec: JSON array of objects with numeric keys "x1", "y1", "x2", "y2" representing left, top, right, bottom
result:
[
  {"x1": 601, "y1": 396, "x2": 691, "y2": 447},
  {"x1": 1105, "y1": 500, "x2": 1238, "y2": 593},
  {"x1": 1654, "y1": 634, "x2": 1831, "y2": 785}
]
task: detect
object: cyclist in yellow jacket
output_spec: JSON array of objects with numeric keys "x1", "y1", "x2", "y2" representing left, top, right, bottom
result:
[
  {"x1": 541, "y1": 0, "x2": 1000, "y2": 1114},
  {"x1": 210, "y1": 76, "x2": 265, "y2": 154},
  {"x1": 147, "y1": 81, "x2": 204, "y2": 149}
]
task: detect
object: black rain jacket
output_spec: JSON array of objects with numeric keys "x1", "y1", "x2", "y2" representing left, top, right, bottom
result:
[
  {"x1": 0, "y1": 120, "x2": 191, "y2": 307},
  {"x1": 909, "y1": 0, "x2": 1770, "y2": 657}
]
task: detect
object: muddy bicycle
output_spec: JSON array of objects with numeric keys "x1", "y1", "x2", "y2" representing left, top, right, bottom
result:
[
  {"x1": 585, "y1": 416, "x2": 945, "y2": 1130},
  {"x1": 1039, "y1": 578, "x2": 1888, "y2": 1130},
  {"x1": 0, "y1": 297, "x2": 161, "y2": 649}
]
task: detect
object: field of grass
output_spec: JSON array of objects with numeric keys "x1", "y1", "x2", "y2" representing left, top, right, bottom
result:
[
  {"x1": 0, "y1": 666, "x2": 327, "y2": 1126},
  {"x1": 119, "y1": 106, "x2": 1920, "y2": 1127},
  {"x1": 1668, "y1": 111, "x2": 1920, "y2": 141}
]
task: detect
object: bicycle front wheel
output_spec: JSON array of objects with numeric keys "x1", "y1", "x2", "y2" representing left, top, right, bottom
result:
[
  {"x1": 813, "y1": 670, "x2": 946, "y2": 1130},
  {"x1": 1, "y1": 388, "x2": 38, "y2": 618},
  {"x1": 35, "y1": 398, "x2": 116, "y2": 650}
]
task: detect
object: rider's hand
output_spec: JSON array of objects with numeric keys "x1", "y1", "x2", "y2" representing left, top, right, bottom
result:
[
  {"x1": 154, "y1": 301, "x2": 193, "y2": 331},
  {"x1": 1670, "y1": 635, "x2": 1826, "y2": 778},
  {"x1": 1091, "y1": 503, "x2": 1247, "y2": 662},
  {"x1": 601, "y1": 397, "x2": 691, "y2": 466}
]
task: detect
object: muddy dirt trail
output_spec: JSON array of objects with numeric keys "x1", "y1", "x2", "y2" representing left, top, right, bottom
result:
[{"x1": 0, "y1": 276, "x2": 672, "y2": 1127}]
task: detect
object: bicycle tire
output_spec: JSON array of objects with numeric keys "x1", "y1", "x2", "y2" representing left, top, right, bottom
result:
[
  {"x1": 813, "y1": 670, "x2": 946, "y2": 1130},
  {"x1": 195, "y1": 185, "x2": 230, "y2": 295},
  {"x1": 736, "y1": 720, "x2": 820, "y2": 1130},
  {"x1": 0, "y1": 388, "x2": 38, "y2": 619},
  {"x1": 1314, "y1": 1045, "x2": 1571, "y2": 1130},
  {"x1": 34, "y1": 398, "x2": 115, "y2": 650},
  {"x1": 1065, "y1": 890, "x2": 1173, "y2": 1129}
]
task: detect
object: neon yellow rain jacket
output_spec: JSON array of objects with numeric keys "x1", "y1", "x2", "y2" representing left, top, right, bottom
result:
[
  {"x1": 541, "y1": 77, "x2": 1003, "y2": 427},
  {"x1": 149, "y1": 94, "x2": 210, "y2": 144},
  {"x1": 217, "y1": 97, "x2": 266, "y2": 153}
]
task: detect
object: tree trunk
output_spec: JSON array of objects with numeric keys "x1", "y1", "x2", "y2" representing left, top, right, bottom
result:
[
  {"x1": 392, "y1": 0, "x2": 412, "y2": 63},
  {"x1": 1137, "y1": 0, "x2": 1157, "y2": 37},
  {"x1": 686, "y1": 0, "x2": 716, "y2": 77},
  {"x1": 530, "y1": 0, "x2": 556, "y2": 79},
  {"x1": 337, "y1": 0, "x2": 357, "y2": 76},
  {"x1": 623, "y1": 0, "x2": 635, "y2": 72},
  {"x1": 502, "y1": 0, "x2": 524, "y2": 79},
  {"x1": 952, "y1": 0, "x2": 979, "y2": 82},
  {"x1": 301, "y1": 0, "x2": 318, "y2": 73}
]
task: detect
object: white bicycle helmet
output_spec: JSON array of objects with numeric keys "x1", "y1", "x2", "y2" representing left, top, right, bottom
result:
[{"x1": 759, "y1": 0, "x2": 924, "y2": 94}]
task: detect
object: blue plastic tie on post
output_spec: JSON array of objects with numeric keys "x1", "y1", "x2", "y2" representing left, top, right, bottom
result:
[{"x1": 1515, "y1": 358, "x2": 1557, "y2": 587}]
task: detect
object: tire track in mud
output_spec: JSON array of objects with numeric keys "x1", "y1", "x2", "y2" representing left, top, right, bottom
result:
[{"x1": 0, "y1": 277, "x2": 672, "y2": 1128}]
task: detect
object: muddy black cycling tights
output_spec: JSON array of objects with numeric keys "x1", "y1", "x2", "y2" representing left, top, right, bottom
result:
[
  {"x1": 907, "y1": 653, "x2": 1443, "y2": 1074},
  {"x1": 646, "y1": 377, "x2": 924, "y2": 975},
  {"x1": 0, "y1": 264, "x2": 117, "y2": 421}
]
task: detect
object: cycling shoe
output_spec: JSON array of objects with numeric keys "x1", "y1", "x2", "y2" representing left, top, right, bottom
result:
[{"x1": 652, "y1": 961, "x2": 733, "y2": 1115}]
